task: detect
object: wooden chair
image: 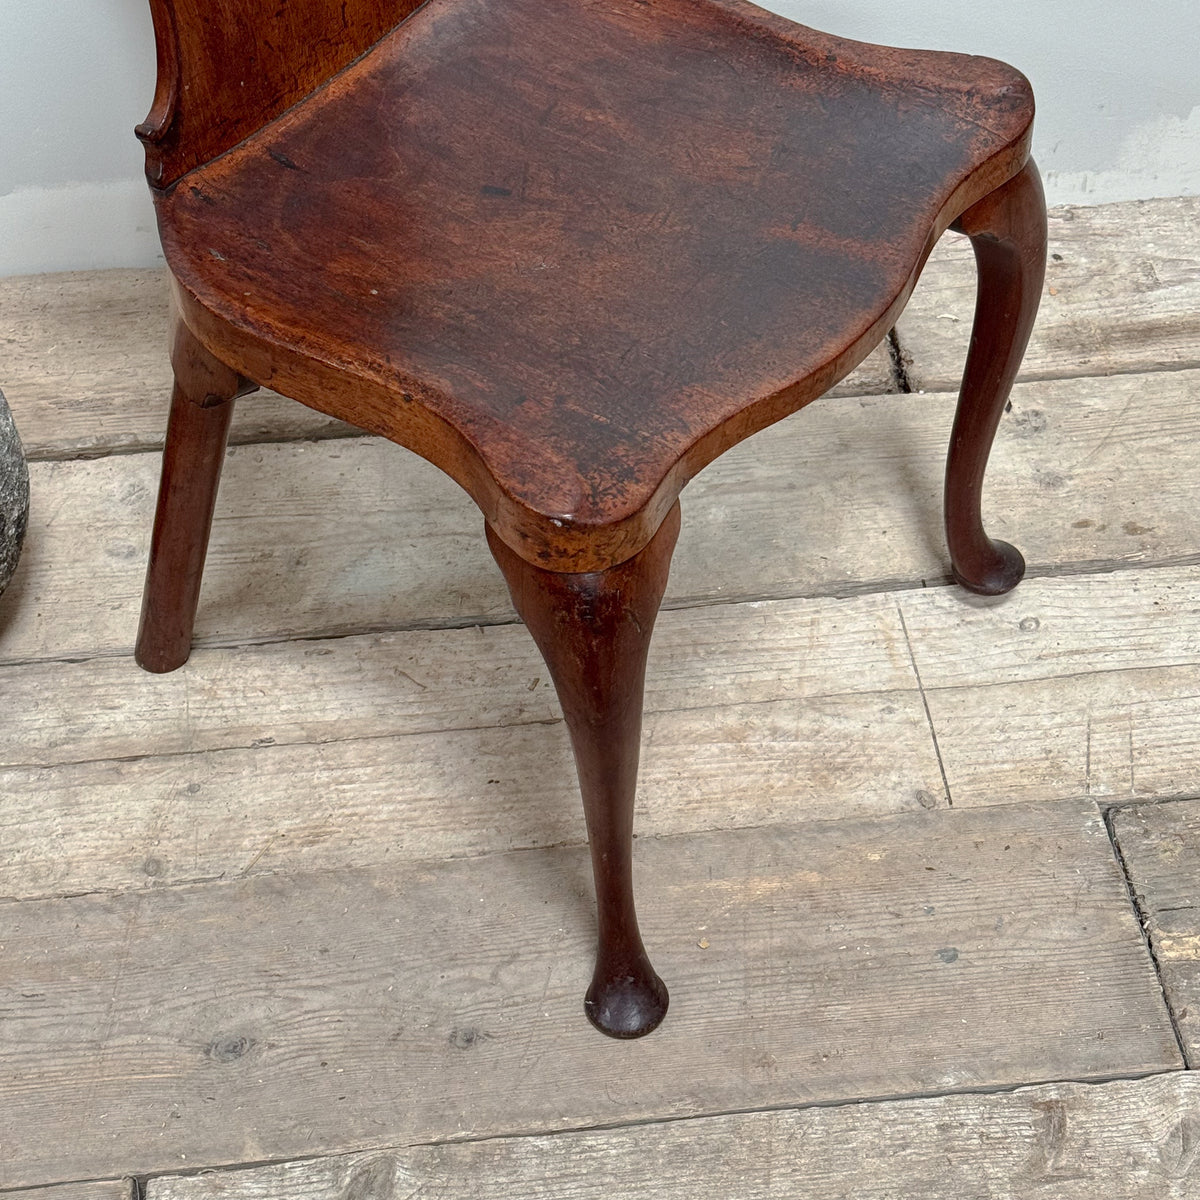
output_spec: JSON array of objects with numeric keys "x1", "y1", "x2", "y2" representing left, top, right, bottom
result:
[{"x1": 135, "y1": 0, "x2": 1046, "y2": 1038}]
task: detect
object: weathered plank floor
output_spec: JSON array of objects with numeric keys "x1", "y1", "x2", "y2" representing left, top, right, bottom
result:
[{"x1": 1, "y1": 193, "x2": 1198, "y2": 1196}]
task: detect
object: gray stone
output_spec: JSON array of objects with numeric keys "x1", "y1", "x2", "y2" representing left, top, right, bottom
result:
[{"x1": 0, "y1": 387, "x2": 30, "y2": 597}]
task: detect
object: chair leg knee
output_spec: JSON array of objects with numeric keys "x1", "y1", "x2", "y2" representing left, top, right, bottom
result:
[
  {"x1": 945, "y1": 159, "x2": 1048, "y2": 595},
  {"x1": 135, "y1": 319, "x2": 255, "y2": 673},
  {"x1": 487, "y1": 504, "x2": 680, "y2": 1038}
]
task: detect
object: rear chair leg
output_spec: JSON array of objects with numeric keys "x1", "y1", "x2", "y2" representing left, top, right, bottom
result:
[
  {"x1": 136, "y1": 317, "x2": 257, "y2": 673},
  {"x1": 945, "y1": 159, "x2": 1048, "y2": 595},
  {"x1": 487, "y1": 505, "x2": 681, "y2": 1038}
]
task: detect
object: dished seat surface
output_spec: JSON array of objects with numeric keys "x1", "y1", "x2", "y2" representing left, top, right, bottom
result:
[{"x1": 157, "y1": 0, "x2": 1033, "y2": 541}]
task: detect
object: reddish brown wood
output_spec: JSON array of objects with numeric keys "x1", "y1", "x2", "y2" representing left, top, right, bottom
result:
[
  {"x1": 135, "y1": 317, "x2": 256, "y2": 673},
  {"x1": 487, "y1": 504, "x2": 681, "y2": 1038},
  {"x1": 137, "y1": 0, "x2": 424, "y2": 187},
  {"x1": 134, "y1": 0, "x2": 1047, "y2": 1036},
  {"x1": 946, "y1": 161, "x2": 1048, "y2": 595}
]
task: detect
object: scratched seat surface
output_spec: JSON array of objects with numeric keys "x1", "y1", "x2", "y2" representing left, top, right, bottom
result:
[{"x1": 157, "y1": 0, "x2": 1033, "y2": 551}]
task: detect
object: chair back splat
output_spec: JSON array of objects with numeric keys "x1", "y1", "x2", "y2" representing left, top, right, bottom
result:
[{"x1": 137, "y1": 0, "x2": 424, "y2": 186}]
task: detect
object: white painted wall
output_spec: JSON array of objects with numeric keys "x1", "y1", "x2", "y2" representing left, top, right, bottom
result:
[
  {"x1": 786, "y1": 0, "x2": 1200, "y2": 204},
  {"x1": 2, "y1": 0, "x2": 1198, "y2": 276}
]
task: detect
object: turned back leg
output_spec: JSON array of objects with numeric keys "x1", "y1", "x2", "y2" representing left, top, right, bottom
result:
[
  {"x1": 945, "y1": 160, "x2": 1048, "y2": 595},
  {"x1": 487, "y1": 505, "x2": 680, "y2": 1038},
  {"x1": 136, "y1": 318, "x2": 257, "y2": 673}
]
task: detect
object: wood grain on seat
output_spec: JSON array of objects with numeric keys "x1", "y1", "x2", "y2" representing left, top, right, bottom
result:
[{"x1": 156, "y1": 0, "x2": 1033, "y2": 569}]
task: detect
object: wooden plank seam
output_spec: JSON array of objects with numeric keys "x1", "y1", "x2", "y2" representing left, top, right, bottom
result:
[{"x1": 1106, "y1": 803, "x2": 1196, "y2": 1067}]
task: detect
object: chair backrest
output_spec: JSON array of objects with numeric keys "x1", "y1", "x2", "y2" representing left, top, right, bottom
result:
[{"x1": 138, "y1": 0, "x2": 425, "y2": 187}]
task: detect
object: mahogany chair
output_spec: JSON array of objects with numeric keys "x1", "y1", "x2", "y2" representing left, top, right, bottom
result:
[{"x1": 135, "y1": 0, "x2": 1046, "y2": 1037}]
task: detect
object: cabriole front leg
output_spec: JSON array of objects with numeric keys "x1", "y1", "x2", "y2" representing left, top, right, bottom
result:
[
  {"x1": 945, "y1": 159, "x2": 1048, "y2": 595},
  {"x1": 487, "y1": 504, "x2": 680, "y2": 1038}
]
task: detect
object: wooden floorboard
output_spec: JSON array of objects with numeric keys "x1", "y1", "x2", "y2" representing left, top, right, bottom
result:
[
  {"x1": 0, "y1": 691, "x2": 941, "y2": 901},
  {"x1": 0, "y1": 591, "x2": 915, "y2": 769},
  {"x1": 0, "y1": 269, "x2": 358, "y2": 459},
  {"x1": 146, "y1": 1073, "x2": 1200, "y2": 1200},
  {"x1": 0, "y1": 802, "x2": 1177, "y2": 1188},
  {"x1": 900, "y1": 565, "x2": 1200, "y2": 691},
  {"x1": 4, "y1": 367, "x2": 1199, "y2": 667},
  {"x1": 1112, "y1": 800, "x2": 1200, "y2": 1067},
  {"x1": 0, "y1": 591, "x2": 942, "y2": 900},
  {"x1": 898, "y1": 195, "x2": 1200, "y2": 390},
  {"x1": 898, "y1": 566, "x2": 1200, "y2": 807},
  {"x1": 0, "y1": 268, "x2": 897, "y2": 462},
  {"x1": 3, "y1": 1184, "x2": 135, "y2": 1200},
  {"x1": 10, "y1": 567, "x2": 1200, "y2": 898},
  {"x1": 923, "y1": 666, "x2": 1200, "y2": 809}
]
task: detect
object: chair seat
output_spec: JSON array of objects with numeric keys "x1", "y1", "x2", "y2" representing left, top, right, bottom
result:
[{"x1": 157, "y1": 0, "x2": 1033, "y2": 567}]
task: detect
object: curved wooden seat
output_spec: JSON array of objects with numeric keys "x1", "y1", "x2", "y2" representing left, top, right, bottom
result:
[
  {"x1": 157, "y1": 0, "x2": 1033, "y2": 569},
  {"x1": 135, "y1": 0, "x2": 1047, "y2": 1037}
]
